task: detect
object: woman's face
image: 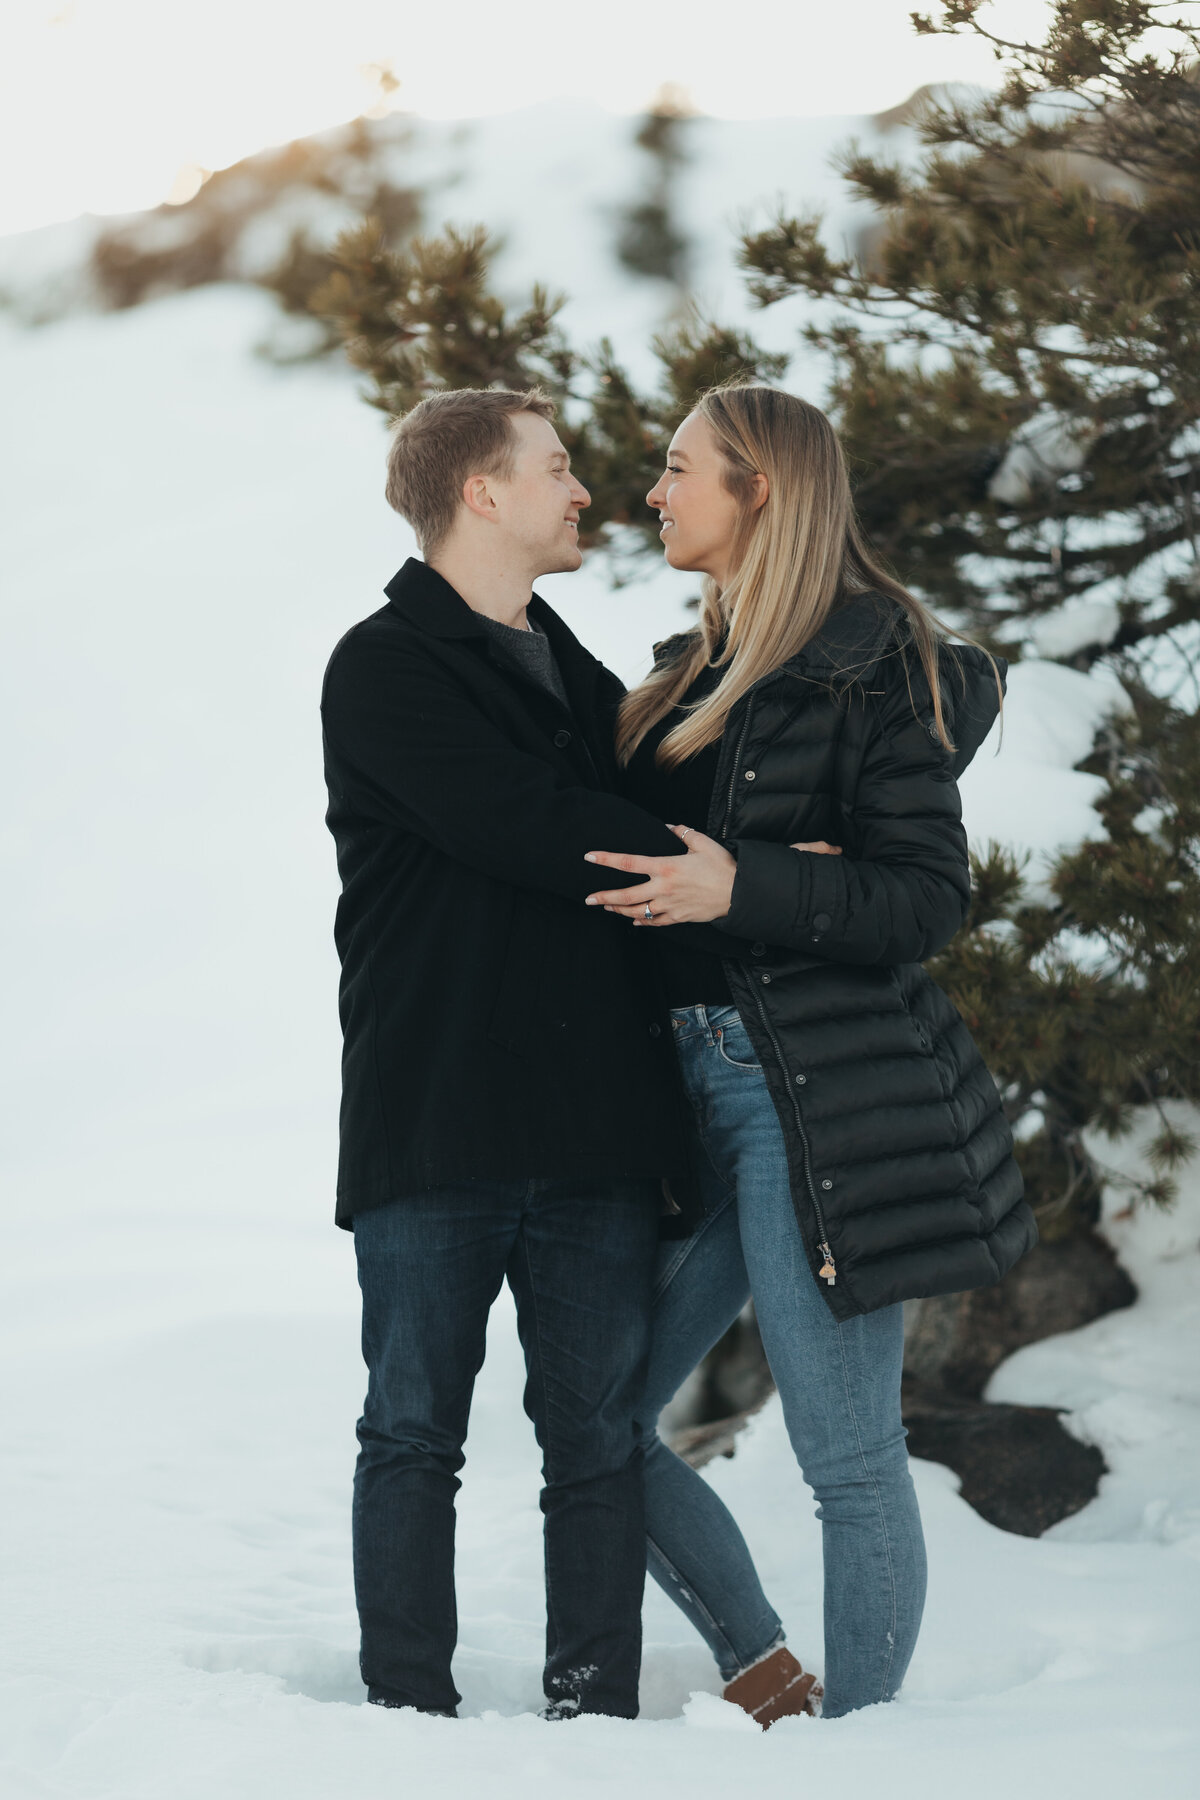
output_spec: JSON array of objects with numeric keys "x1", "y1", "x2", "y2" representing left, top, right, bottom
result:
[{"x1": 646, "y1": 411, "x2": 765, "y2": 587}]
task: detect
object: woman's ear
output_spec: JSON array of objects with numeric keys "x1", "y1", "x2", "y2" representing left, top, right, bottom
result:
[{"x1": 750, "y1": 472, "x2": 769, "y2": 512}]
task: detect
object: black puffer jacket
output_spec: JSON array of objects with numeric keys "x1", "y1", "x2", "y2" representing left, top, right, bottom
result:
[{"x1": 654, "y1": 590, "x2": 1035, "y2": 1322}]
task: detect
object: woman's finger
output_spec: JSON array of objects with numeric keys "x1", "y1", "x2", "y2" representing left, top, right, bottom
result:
[
  {"x1": 583, "y1": 850, "x2": 665, "y2": 874},
  {"x1": 789, "y1": 840, "x2": 843, "y2": 855},
  {"x1": 586, "y1": 884, "x2": 656, "y2": 908}
]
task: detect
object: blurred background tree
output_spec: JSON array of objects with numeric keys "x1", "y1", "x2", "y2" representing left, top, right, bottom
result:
[
  {"x1": 87, "y1": 70, "x2": 422, "y2": 356},
  {"x1": 614, "y1": 82, "x2": 697, "y2": 292}
]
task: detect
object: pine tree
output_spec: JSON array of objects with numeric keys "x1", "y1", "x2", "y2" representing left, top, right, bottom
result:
[
  {"x1": 735, "y1": 0, "x2": 1200, "y2": 1214},
  {"x1": 739, "y1": 0, "x2": 1200, "y2": 652}
]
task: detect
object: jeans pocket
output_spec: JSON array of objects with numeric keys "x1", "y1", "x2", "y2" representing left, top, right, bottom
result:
[{"x1": 715, "y1": 1021, "x2": 762, "y2": 1072}]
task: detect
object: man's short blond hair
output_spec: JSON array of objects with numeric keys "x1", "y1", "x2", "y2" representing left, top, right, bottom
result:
[{"x1": 384, "y1": 387, "x2": 557, "y2": 556}]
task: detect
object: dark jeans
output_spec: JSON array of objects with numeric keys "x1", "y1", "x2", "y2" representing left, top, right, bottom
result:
[{"x1": 352, "y1": 1176, "x2": 661, "y2": 1718}]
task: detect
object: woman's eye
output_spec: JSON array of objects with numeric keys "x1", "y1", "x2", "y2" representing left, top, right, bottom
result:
[{"x1": 666, "y1": 464, "x2": 682, "y2": 474}]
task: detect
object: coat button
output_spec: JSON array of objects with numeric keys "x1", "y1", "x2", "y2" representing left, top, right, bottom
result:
[
  {"x1": 649, "y1": 1021, "x2": 662, "y2": 1038},
  {"x1": 812, "y1": 912, "x2": 831, "y2": 931},
  {"x1": 554, "y1": 729, "x2": 572, "y2": 748},
  {"x1": 744, "y1": 769, "x2": 756, "y2": 780},
  {"x1": 760, "y1": 973, "x2": 772, "y2": 984},
  {"x1": 752, "y1": 942, "x2": 766, "y2": 957},
  {"x1": 794, "y1": 1073, "x2": 807, "y2": 1085},
  {"x1": 928, "y1": 721, "x2": 940, "y2": 739},
  {"x1": 821, "y1": 1178, "x2": 833, "y2": 1190}
]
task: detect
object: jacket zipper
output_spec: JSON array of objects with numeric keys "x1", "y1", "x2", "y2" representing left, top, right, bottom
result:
[
  {"x1": 747, "y1": 983, "x2": 838, "y2": 1286},
  {"x1": 715, "y1": 690, "x2": 839, "y2": 1288}
]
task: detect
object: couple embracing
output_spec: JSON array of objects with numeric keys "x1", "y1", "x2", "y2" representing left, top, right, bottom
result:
[{"x1": 320, "y1": 383, "x2": 1035, "y2": 1725}]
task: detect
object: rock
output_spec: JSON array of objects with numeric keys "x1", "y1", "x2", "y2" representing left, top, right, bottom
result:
[
  {"x1": 903, "y1": 1230, "x2": 1136, "y2": 1399},
  {"x1": 901, "y1": 1384, "x2": 1107, "y2": 1536},
  {"x1": 897, "y1": 1227, "x2": 1134, "y2": 1534}
]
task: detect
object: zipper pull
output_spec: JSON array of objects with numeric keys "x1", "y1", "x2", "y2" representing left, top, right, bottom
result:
[{"x1": 818, "y1": 1244, "x2": 837, "y2": 1285}]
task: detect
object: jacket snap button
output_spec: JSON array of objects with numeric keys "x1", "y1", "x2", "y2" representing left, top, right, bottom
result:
[
  {"x1": 928, "y1": 721, "x2": 940, "y2": 739},
  {"x1": 744, "y1": 769, "x2": 756, "y2": 780},
  {"x1": 649, "y1": 1021, "x2": 661, "y2": 1038},
  {"x1": 760, "y1": 973, "x2": 772, "y2": 984},
  {"x1": 794, "y1": 1073, "x2": 807, "y2": 1085},
  {"x1": 554, "y1": 729, "x2": 572, "y2": 748},
  {"x1": 821, "y1": 1178, "x2": 833, "y2": 1190},
  {"x1": 752, "y1": 941, "x2": 766, "y2": 957},
  {"x1": 812, "y1": 912, "x2": 832, "y2": 931}
]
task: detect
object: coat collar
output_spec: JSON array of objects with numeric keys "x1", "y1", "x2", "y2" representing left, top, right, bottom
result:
[
  {"x1": 384, "y1": 557, "x2": 490, "y2": 638},
  {"x1": 383, "y1": 559, "x2": 601, "y2": 671},
  {"x1": 383, "y1": 556, "x2": 612, "y2": 709},
  {"x1": 793, "y1": 590, "x2": 900, "y2": 678}
]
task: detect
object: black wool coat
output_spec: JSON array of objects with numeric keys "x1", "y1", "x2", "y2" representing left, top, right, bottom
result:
[
  {"x1": 321, "y1": 558, "x2": 693, "y2": 1223},
  {"x1": 649, "y1": 590, "x2": 1036, "y2": 1321}
]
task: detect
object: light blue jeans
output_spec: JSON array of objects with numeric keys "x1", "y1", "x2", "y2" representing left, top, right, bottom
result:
[{"x1": 639, "y1": 1004, "x2": 927, "y2": 1718}]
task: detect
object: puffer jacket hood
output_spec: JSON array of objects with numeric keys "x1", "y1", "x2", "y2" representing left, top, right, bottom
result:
[{"x1": 790, "y1": 589, "x2": 1003, "y2": 780}]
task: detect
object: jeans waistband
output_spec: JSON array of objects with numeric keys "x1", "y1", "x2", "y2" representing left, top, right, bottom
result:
[{"x1": 669, "y1": 1003, "x2": 743, "y2": 1045}]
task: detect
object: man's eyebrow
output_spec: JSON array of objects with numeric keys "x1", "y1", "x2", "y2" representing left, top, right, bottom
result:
[{"x1": 548, "y1": 449, "x2": 570, "y2": 465}]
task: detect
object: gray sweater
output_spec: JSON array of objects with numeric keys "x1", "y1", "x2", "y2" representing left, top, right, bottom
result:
[{"x1": 477, "y1": 611, "x2": 571, "y2": 712}]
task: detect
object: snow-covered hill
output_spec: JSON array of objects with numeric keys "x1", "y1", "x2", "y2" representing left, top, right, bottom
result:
[
  {"x1": 0, "y1": 99, "x2": 897, "y2": 381},
  {"x1": 1, "y1": 145, "x2": 1198, "y2": 1798}
]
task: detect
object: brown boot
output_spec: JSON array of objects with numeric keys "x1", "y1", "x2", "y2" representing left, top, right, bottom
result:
[{"x1": 723, "y1": 1646, "x2": 823, "y2": 1728}]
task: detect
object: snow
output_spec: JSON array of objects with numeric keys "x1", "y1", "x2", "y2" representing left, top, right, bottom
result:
[
  {"x1": 958, "y1": 657, "x2": 1130, "y2": 888},
  {"x1": 987, "y1": 410, "x2": 1094, "y2": 508},
  {"x1": 1029, "y1": 596, "x2": 1122, "y2": 660},
  {"x1": 2, "y1": 274, "x2": 1199, "y2": 1799},
  {"x1": 990, "y1": 1104, "x2": 1200, "y2": 1552}
]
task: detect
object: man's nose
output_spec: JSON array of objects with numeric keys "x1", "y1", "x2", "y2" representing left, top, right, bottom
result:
[{"x1": 572, "y1": 479, "x2": 591, "y2": 508}]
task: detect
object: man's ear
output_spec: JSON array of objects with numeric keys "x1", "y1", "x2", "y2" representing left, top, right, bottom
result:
[{"x1": 461, "y1": 473, "x2": 498, "y2": 523}]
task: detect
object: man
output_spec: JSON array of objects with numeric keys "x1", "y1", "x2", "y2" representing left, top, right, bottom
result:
[{"x1": 321, "y1": 387, "x2": 692, "y2": 1721}]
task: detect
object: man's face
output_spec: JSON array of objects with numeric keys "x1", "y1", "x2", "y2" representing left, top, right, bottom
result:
[{"x1": 492, "y1": 412, "x2": 591, "y2": 577}]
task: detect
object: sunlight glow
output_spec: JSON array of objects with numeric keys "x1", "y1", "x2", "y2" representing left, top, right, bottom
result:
[{"x1": 0, "y1": 0, "x2": 1057, "y2": 238}]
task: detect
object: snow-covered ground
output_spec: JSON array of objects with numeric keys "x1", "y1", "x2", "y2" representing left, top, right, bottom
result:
[{"x1": 3, "y1": 279, "x2": 1199, "y2": 1799}]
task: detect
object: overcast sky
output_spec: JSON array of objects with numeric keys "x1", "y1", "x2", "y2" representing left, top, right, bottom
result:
[{"x1": 1, "y1": 0, "x2": 1057, "y2": 237}]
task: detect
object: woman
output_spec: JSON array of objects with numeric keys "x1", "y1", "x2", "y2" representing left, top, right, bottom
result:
[{"x1": 583, "y1": 385, "x2": 1035, "y2": 1723}]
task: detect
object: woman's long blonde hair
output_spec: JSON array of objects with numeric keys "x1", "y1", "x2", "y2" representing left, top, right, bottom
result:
[{"x1": 616, "y1": 383, "x2": 995, "y2": 768}]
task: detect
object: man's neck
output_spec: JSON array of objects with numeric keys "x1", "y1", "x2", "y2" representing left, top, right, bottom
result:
[{"x1": 427, "y1": 546, "x2": 536, "y2": 630}]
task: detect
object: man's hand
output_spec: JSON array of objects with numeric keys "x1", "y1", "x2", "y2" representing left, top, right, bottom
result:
[{"x1": 584, "y1": 825, "x2": 737, "y2": 926}]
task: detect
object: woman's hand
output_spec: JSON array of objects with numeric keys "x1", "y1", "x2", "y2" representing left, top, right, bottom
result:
[{"x1": 584, "y1": 825, "x2": 737, "y2": 926}]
